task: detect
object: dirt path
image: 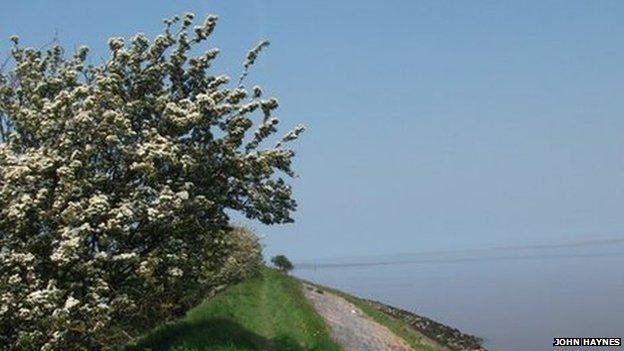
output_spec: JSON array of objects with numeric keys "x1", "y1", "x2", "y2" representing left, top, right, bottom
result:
[
  {"x1": 303, "y1": 285, "x2": 414, "y2": 351},
  {"x1": 259, "y1": 277, "x2": 276, "y2": 351}
]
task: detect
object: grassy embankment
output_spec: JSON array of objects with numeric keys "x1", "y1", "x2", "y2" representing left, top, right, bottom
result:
[
  {"x1": 125, "y1": 267, "x2": 342, "y2": 351},
  {"x1": 125, "y1": 267, "x2": 445, "y2": 351}
]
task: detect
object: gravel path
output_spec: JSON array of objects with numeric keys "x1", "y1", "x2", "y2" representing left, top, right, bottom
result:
[{"x1": 303, "y1": 285, "x2": 413, "y2": 351}]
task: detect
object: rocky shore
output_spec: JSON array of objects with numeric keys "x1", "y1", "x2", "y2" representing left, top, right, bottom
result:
[{"x1": 365, "y1": 299, "x2": 487, "y2": 351}]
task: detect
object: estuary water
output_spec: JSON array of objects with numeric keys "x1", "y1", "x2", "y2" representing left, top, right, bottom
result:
[{"x1": 294, "y1": 242, "x2": 624, "y2": 351}]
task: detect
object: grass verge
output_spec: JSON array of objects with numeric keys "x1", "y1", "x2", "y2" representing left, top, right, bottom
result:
[{"x1": 124, "y1": 268, "x2": 342, "y2": 351}]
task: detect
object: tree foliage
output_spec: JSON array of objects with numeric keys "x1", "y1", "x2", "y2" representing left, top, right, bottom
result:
[
  {"x1": 271, "y1": 255, "x2": 294, "y2": 273},
  {"x1": 0, "y1": 12, "x2": 302, "y2": 350}
]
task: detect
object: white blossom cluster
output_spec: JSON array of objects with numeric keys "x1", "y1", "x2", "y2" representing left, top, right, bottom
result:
[{"x1": 0, "y1": 12, "x2": 298, "y2": 350}]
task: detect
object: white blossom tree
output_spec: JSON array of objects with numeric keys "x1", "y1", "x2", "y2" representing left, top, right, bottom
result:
[{"x1": 0, "y1": 13, "x2": 303, "y2": 350}]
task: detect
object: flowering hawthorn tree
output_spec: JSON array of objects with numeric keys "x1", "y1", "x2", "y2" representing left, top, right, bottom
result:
[{"x1": 0, "y1": 13, "x2": 303, "y2": 350}]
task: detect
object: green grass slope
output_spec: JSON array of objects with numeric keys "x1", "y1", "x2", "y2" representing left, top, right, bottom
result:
[{"x1": 125, "y1": 268, "x2": 342, "y2": 351}]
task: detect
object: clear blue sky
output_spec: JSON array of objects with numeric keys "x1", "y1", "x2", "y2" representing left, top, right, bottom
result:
[{"x1": 2, "y1": 1, "x2": 624, "y2": 261}]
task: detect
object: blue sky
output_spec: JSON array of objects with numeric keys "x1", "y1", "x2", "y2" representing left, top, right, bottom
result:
[{"x1": 2, "y1": 1, "x2": 624, "y2": 261}]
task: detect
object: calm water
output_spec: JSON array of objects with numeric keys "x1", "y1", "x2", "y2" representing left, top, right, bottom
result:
[{"x1": 294, "y1": 246, "x2": 624, "y2": 351}]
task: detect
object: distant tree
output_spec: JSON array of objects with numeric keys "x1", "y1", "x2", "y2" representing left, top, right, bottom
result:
[
  {"x1": 271, "y1": 255, "x2": 294, "y2": 273},
  {"x1": 0, "y1": 12, "x2": 304, "y2": 351}
]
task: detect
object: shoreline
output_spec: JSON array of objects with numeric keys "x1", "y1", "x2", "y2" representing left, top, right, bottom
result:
[
  {"x1": 364, "y1": 299, "x2": 487, "y2": 351},
  {"x1": 297, "y1": 276, "x2": 487, "y2": 351}
]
